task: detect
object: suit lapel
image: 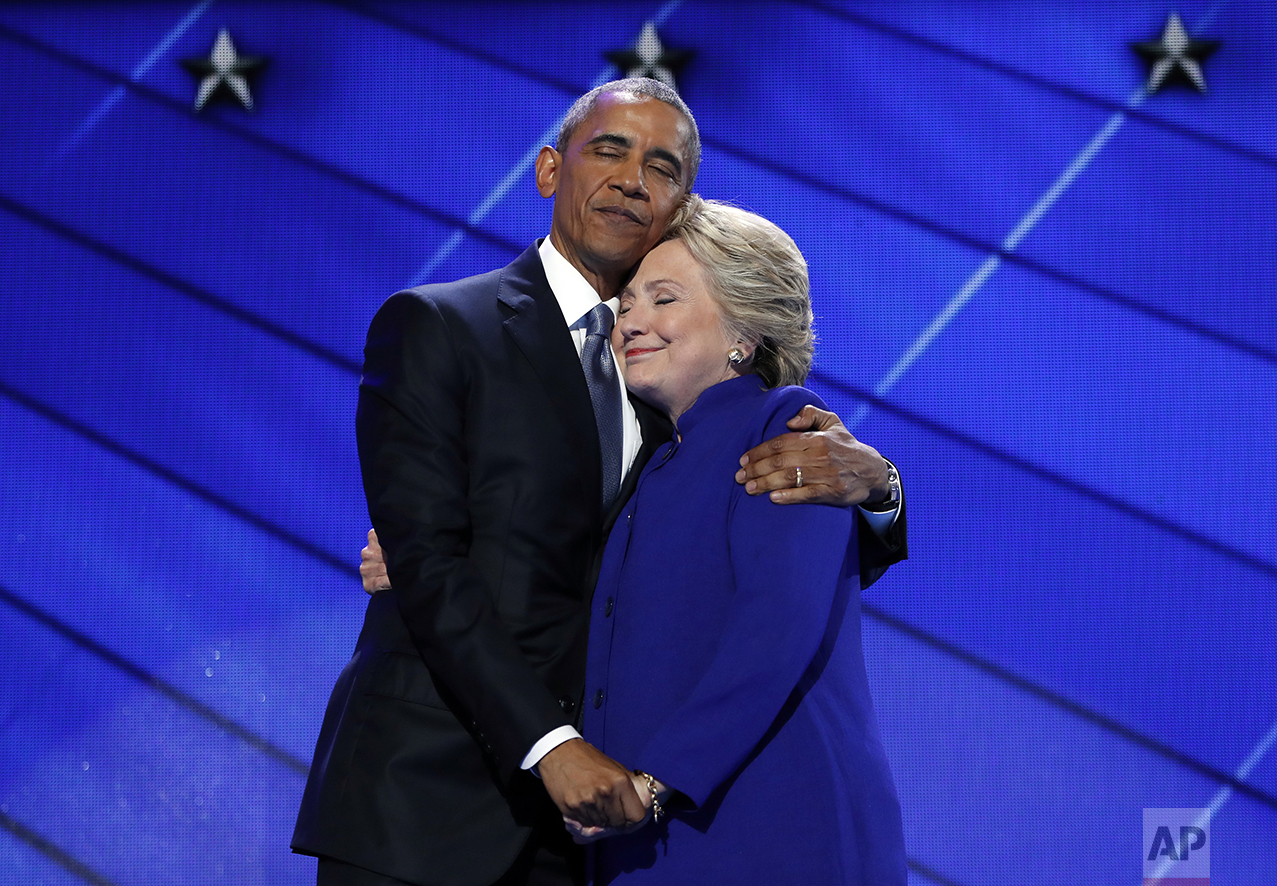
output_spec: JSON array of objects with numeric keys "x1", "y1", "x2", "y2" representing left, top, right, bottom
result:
[{"x1": 498, "y1": 243, "x2": 604, "y2": 513}]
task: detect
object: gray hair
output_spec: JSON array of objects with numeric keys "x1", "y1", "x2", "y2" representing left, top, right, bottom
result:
[
  {"x1": 556, "y1": 78, "x2": 701, "y2": 186},
  {"x1": 663, "y1": 196, "x2": 813, "y2": 388}
]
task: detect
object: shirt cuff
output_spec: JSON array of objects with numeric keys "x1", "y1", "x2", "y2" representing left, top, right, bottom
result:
[
  {"x1": 521, "y1": 725, "x2": 583, "y2": 775},
  {"x1": 858, "y1": 500, "x2": 899, "y2": 537}
]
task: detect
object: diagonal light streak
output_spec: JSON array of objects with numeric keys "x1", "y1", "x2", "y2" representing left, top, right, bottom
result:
[
  {"x1": 846, "y1": 3, "x2": 1228, "y2": 431},
  {"x1": 1148, "y1": 715, "x2": 1277, "y2": 883},
  {"x1": 40, "y1": 0, "x2": 212, "y2": 174},
  {"x1": 407, "y1": 0, "x2": 685, "y2": 286}
]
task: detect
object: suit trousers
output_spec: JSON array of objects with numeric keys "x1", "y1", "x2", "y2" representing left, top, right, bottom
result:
[{"x1": 317, "y1": 824, "x2": 584, "y2": 886}]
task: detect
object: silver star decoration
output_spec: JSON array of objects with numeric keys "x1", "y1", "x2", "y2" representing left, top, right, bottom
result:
[
  {"x1": 1131, "y1": 12, "x2": 1219, "y2": 94},
  {"x1": 604, "y1": 22, "x2": 693, "y2": 91},
  {"x1": 181, "y1": 29, "x2": 267, "y2": 111}
]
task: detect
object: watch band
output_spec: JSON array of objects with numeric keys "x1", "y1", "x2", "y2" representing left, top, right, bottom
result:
[{"x1": 860, "y1": 461, "x2": 900, "y2": 513}]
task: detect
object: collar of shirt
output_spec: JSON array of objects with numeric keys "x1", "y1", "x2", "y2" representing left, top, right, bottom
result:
[
  {"x1": 537, "y1": 236, "x2": 643, "y2": 487},
  {"x1": 539, "y1": 237, "x2": 620, "y2": 331}
]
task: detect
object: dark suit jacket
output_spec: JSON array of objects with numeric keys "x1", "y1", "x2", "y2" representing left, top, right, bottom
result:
[{"x1": 292, "y1": 243, "x2": 906, "y2": 885}]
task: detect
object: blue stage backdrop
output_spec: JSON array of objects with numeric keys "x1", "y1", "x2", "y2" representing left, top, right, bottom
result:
[{"x1": 1, "y1": 2, "x2": 1274, "y2": 884}]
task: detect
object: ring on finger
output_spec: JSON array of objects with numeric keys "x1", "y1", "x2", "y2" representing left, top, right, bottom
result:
[{"x1": 795, "y1": 466, "x2": 804, "y2": 488}]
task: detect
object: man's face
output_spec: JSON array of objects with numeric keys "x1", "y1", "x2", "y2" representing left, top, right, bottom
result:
[{"x1": 536, "y1": 93, "x2": 692, "y2": 283}]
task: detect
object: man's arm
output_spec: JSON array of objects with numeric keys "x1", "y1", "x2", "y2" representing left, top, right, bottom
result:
[
  {"x1": 360, "y1": 292, "x2": 642, "y2": 826},
  {"x1": 365, "y1": 402, "x2": 907, "y2": 594},
  {"x1": 360, "y1": 292, "x2": 563, "y2": 773},
  {"x1": 735, "y1": 404, "x2": 888, "y2": 504},
  {"x1": 735, "y1": 404, "x2": 906, "y2": 587}
]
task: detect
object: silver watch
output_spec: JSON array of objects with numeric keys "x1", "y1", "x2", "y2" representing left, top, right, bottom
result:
[{"x1": 861, "y1": 462, "x2": 900, "y2": 512}]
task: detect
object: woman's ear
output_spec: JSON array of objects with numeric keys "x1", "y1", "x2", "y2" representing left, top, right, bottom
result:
[{"x1": 728, "y1": 339, "x2": 758, "y2": 366}]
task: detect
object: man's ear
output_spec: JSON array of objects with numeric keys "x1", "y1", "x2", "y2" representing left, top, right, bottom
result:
[{"x1": 535, "y1": 146, "x2": 560, "y2": 198}]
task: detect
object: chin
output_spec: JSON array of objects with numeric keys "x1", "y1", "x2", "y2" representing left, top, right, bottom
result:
[
  {"x1": 626, "y1": 379, "x2": 663, "y2": 410},
  {"x1": 625, "y1": 378, "x2": 654, "y2": 400},
  {"x1": 606, "y1": 248, "x2": 648, "y2": 268}
]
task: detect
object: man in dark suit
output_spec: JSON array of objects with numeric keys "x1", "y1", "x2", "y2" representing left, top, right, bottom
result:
[{"x1": 292, "y1": 79, "x2": 904, "y2": 886}]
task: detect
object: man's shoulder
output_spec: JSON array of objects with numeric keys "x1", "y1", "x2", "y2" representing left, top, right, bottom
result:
[
  {"x1": 364, "y1": 269, "x2": 504, "y2": 360},
  {"x1": 391, "y1": 265, "x2": 504, "y2": 313},
  {"x1": 384, "y1": 243, "x2": 545, "y2": 319}
]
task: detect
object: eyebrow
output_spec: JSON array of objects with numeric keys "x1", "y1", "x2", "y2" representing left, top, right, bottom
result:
[
  {"x1": 649, "y1": 148, "x2": 684, "y2": 179},
  {"x1": 641, "y1": 277, "x2": 684, "y2": 292},
  {"x1": 584, "y1": 133, "x2": 632, "y2": 150}
]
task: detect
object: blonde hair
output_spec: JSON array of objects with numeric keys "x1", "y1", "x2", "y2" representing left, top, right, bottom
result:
[{"x1": 663, "y1": 196, "x2": 813, "y2": 387}]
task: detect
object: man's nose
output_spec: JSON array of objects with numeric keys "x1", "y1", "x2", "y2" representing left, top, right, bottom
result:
[{"x1": 610, "y1": 157, "x2": 649, "y2": 199}]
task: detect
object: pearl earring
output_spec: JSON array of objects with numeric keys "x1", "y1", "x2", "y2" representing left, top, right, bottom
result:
[{"x1": 727, "y1": 347, "x2": 745, "y2": 364}]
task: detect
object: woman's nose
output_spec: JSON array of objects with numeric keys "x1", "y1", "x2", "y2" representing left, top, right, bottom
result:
[{"x1": 617, "y1": 305, "x2": 645, "y2": 339}]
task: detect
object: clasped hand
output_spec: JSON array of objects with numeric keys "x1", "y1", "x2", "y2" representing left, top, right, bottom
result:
[
  {"x1": 537, "y1": 739, "x2": 668, "y2": 845},
  {"x1": 537, "y1": 740, "x2": 646, "y2": 838},
  {"x1": 562, "y1": 770, "x2": 656, "y2": 844}
]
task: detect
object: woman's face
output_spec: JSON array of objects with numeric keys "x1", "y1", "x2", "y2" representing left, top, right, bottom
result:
[{"x1": 614, "y1": 240, "x2": 742, "y2": 423}]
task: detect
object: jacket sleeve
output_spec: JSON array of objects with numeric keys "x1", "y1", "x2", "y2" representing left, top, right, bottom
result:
[
  {"x1": 631, "y1": 393, "x2": 858, "y2": 808},
  {"x1": 357, "y1": 290, "x2": 569, "y2": 782},
  {"x1": 857, "y1": 463, "x2": 907, "y2": 589}
]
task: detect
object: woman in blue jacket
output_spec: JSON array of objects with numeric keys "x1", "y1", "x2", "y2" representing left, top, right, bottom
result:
[{"x1": 570, "y1": 198, "x2": 906, "y2": 884}]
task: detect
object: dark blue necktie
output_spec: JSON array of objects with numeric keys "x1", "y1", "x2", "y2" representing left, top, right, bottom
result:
[{"x1": 580, "y1": 302, "x2": 622, "y2": 510}]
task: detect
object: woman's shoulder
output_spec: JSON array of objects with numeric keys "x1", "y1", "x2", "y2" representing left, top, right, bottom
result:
[
  {"x1": 752, "y1": 384, "x2": 830, "y2": 438},
  {"x1": 762, "y1": 384, "x2": 828, "y2": 411}
]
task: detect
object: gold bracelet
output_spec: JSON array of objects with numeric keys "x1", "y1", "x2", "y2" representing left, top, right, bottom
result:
[{"x1": 635, "y1": 770, "x2": 663, "y2": 822}]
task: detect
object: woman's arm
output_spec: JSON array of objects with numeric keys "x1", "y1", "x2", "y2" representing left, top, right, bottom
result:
[{"x1": 630, "y1": 392, "x2": 859, "y2": 809}]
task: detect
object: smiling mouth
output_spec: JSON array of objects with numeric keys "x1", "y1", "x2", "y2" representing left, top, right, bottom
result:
[
  {"x1": 626, "y1": 347, "x2": 661, "y2": 359},
  {"x1": 597, "y1": 205, "x2": 644, "y2": 225}
]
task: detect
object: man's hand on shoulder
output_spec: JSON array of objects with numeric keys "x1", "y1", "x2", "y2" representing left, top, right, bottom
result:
[
  {"x1": 537, "y1": 739, "x2": 647, "y2": 829},
  {"x1": 736, "y1": 405, "x2": 890, "y2": 506},
  {"x1": 361, "y1": 528, "x2": 392, "y2": 594}
]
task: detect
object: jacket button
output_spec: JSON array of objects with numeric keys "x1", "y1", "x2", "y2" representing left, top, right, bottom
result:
[
  {"x1": 593, "y1": 689, "x2": 604, "y2": 709},
  {"x1": 604, "y1": 597, "x2": 614, "y2": 617},
  {"x1": 558, "y1": 696, "x2": 576, "y2": 716}
]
